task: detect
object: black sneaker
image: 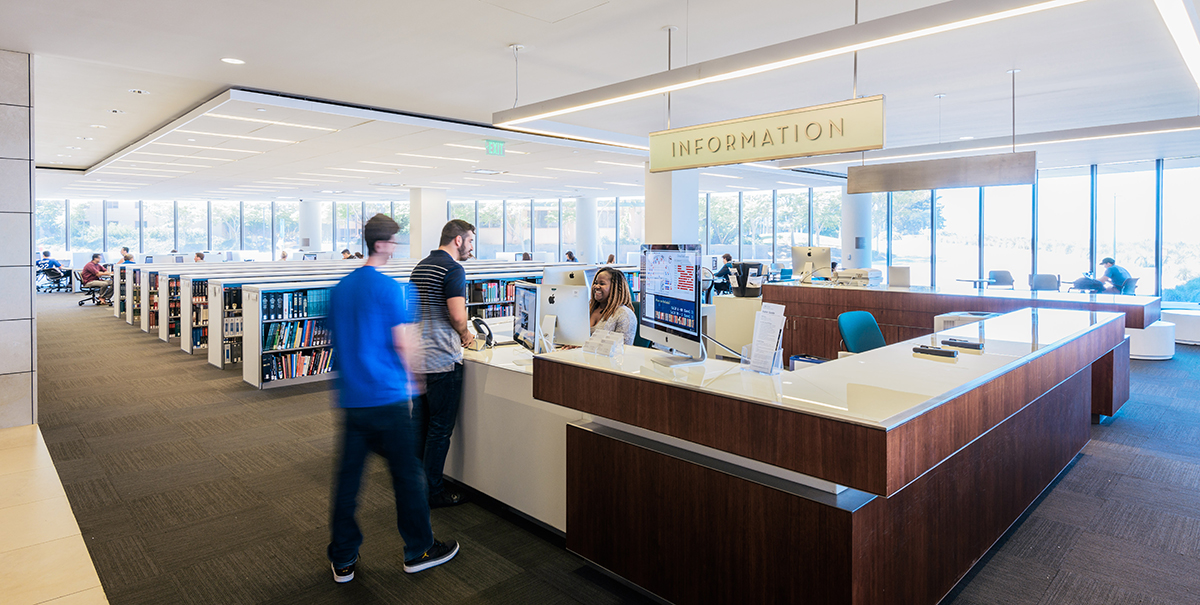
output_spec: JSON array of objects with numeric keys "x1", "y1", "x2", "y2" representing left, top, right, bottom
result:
[
  {"x1": 331, "y1": 557, "x2": 356, "y2": 583},
  {"x1": 429, "y1": 490, "x2": 466, "y2": 509},
  {"x1": 403, "y1": 539, "x2": 459, "y2": 573}
]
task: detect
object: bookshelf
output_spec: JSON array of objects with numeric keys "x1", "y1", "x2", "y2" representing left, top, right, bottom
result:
[
  {"x1": 158, "y1": 273, "x2": 183, "y2": 342},
  {"x1": 112, "y1": 265, "x2": 128, "y2": 319},
  {"x1": 179, "y1": 277, "x2": 211, "y2": 354},
  {"x1": 140, "y1": 269, "x2": 159, "y2": 333},
  {"x1": 127, "y1": 268, "x2": 140, "y2": 326},
  {"x1": 242, "y1": 281, "x2": 339, "y2": 389}
]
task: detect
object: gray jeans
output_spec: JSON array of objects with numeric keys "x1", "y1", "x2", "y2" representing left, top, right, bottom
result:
[{"x1": 84, "y1": 279, "x2": 113, "y2": 300}]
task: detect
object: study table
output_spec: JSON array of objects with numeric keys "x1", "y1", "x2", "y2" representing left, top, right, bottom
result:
[{"x1": 531, "y1": 308, "x2": 1127, "y2": 604}]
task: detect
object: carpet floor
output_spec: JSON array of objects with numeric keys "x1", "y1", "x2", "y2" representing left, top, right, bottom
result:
[{"x1": 35, "y1": 292, "x2": 1200, "y2": 604}]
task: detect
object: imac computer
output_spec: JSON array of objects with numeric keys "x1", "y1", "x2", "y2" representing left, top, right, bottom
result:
[
  {"x1": 302, "y1": 252, "x2": 318, "y2": 261},
  {"x1": 541, "y1": 265, "x2": 592, "y2": 287},
  {"x1": 638, "y1": 243, "x2": 704, "y2": 367},
  {"x1": 791, "y1": 246, "x2": 832, "y2": 282},
  {"x1": 512, "y1": 281, "x2": 590, "y2": 362}
]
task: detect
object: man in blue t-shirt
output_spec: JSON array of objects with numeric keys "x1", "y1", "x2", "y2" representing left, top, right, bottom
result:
[
  {"x1": 36, "y1": 251, "x2": 62, "y2": 270},
  {"x1": 1099, "y1": 257, "x2": 1131, "y2": 293},
  {"x1": 411, "y1": 219, "x2": 475, "y2": 508},
  {"x1": 325, "y1": 213, "x2": 459, "y2": 584}
]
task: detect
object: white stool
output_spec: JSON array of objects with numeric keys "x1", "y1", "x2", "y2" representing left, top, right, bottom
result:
[
  {"x1": 1125, "y1": 320, "x2": 1176, "y2": 360},
  {"x1": 1162, "y1": 310, "x2": 1200, "y2": 345}
]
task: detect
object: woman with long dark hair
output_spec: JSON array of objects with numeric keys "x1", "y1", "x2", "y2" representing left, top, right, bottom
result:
[{"x1": 589, "y1": 267, "x2": 637, "y2": 345}]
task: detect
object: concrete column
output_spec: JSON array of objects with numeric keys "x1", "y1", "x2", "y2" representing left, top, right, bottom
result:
[
  {"x1": 297, "y1": 200, "x2": 322, "y2": 250},
  {"x1": 577, "y1": 196, "x2": 598, "y2": 264},
  {"x1": 409, "y1": 188, "x2": 447, "y2": 259},
  {"x1": 0, "y1": 49, "x2": 35, "y2": 428},
  {"x1": 644, "y1": 165, "x2": 699, "y2": 245},
  {"x1": 841, "y1": 190, "x2": 872, "y2": 269}
]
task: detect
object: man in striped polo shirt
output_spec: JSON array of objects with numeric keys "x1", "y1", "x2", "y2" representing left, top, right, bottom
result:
[{"x1": 411, "y1": 219, "x2": 475, "y2": 508}]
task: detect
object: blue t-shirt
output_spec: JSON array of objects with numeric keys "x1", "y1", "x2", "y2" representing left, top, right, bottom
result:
[
  {"x1": 1104, "y1": 265, "x2": 1130, "y2": 288},
  {"x1": 36, "y1": 258, "x2": 61, "y2": 270},
  {"x1": 328, "y1": 266, "x2": 419, "y2": 408}
]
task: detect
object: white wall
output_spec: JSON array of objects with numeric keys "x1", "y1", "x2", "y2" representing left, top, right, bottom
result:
[{"x1": 0, "y1": 49, "x2": 35, "y2": 428}]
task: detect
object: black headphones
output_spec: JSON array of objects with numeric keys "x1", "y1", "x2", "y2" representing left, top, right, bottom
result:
[{"x1": 471, "y1": 317, "x2": 494, "y2": 348}]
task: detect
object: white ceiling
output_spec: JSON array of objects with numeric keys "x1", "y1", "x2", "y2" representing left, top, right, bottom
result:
[{"x1": 6, "y1": 0, "x2": 1200, "y2": 201}]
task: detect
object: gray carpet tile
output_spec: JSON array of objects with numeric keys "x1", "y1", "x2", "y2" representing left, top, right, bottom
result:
[{"x1": 36, "y1": 292, "x2": 1200, "y2": 604}]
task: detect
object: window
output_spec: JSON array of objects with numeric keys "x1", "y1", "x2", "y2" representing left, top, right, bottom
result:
[
  {"x1": 740, "y1": 191, "x2": 773, "y2": 261},
  {"x1": 534, "y1": 199, "x2": 559, "y2": 261},
  {"x1": 1036, "y1": 167, "x2": 1091, "y2": 283},
  {"x1": 35, "y1": 200, "x2": 66, "y2": 253},
  {"x1": 243, "y1": 201, "x2": 272, "y2": 254},
  {"x1": 812, "y1": 187, "x2": 842, "y2": 262},
  {"x1": 982, "y1": 185, "x2": 1033, "y2": 288},
  {"x1": 775, "y1": 189, "x2": 809, "y2": 263},
  {"x1": 698, "y1": 194, "x2": 707, "y2": 254},
  {"x1": 597, "y1": 198, "x2": 616, "y2": 262},
  {"x1": 211, "y1": 201, "x2": 240, "y2": 251},
  {"x1": 274, "y1": 201, "x2": 300, "y2": 255},
  {"x1": 618, "y1": 196, "x2": 644, "y2": 264},
  {"x1": 335, "y1": 202, "x2": 364, "y2": 255},
  {"x1": 69, "y1": 200, "x2": 103, "y2": 252},
  {"x1": 934, "y1": 188, "x2": 980, "y2": 287},
  {"x1": 891, "y1": 190, "x2": 932, "y2": 287},
  {"x1": 476, "y1": 201, "x2": 503, "y2": 260},
  {"x1": 177, "y1": 201, "x2": 207, "y2": 252},
  {"x1": 871, "y1": 192, "x2": 888, "y2": 273},
  {"x1": 449, "y1": 201, "x2": 475, "y2": 225},
  {"x1": 104, "y1": 200, "x2": 139, "y2": 256},
  {"x1": 390, "y1": 201, "x2": 410, "y2": 259},
  {"x1": 1097, "y1": 162, "x2": 1157, "y2": 294},
  {"x1": 505, "y1": 199, "x2": 531, "y2": 253},
  {"x1": 1163, "y1": 158, "x2": 1200, "y2": 301},
  {"x1": 561, "y1": 199, "x2": 577, "y2": 262},
  {"x1": 707, "y1": 193, "x2": 738, "y2": 260},
  {"x1": 142, "y1": 201, "x2": 174, "y2": 253}
]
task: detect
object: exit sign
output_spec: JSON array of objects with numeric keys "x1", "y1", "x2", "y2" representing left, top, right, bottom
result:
[{"x1": 485, "y1": 140, "x2": 505, "y2": 156}]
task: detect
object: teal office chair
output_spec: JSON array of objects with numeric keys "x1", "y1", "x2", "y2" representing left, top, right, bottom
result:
[
  {"x1": 629, "y1": 300, "x2": 653, "y2": 348},
  {"x1": 837, "y1": 311, "x2": 886, "y2": 354},
  {"x1": 1120, "y1": 277, "x2": 1139, "y2": 295}
]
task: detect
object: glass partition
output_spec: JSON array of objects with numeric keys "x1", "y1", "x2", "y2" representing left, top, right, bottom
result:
[
  {"x1": 105, "y1": 201, "x2": 139, "y2": 257},
  {"x1": 1037, "y1": 167, "x2": 1091, "y2": 283},
  {"x1": 177, "y1": 201, "x2": 207, "y2": 252},
  {"x1": 1097, "y1": 162, "x2": 1157, "y2": 294},
  {"x1": 211, "y1": 201, "x2": 240, "y2": 251},
  {"x1": 618, "y1": 196, "x2": 644, "y2": 264},
  {"x1": 890, "y1": 190, "x2": 932, "y2": 286},
  {"x1": 476, "y1": 201, "x2": 503, "y2": 260},
  {"x1": 533, "y1": 199, "x2": 559, "y2": 261},
  {"x1": 505, "y1": 199, "x2": 531, "y2": 254},
  {"x1": 597, "y1": 198, "x2": 616, "y2": 262},
  {"x1": 871, "y1": 192, "x2": 888, "y2": 274},
  {"x1": 561, "y1": 199, "x2": 577, "y2": 262},
  {"x1": 390, "y1": 201, "x2": 410, "y2": 259},
  {"x1": 812, "y1": 187, "x2": 842, "y2": 263},
  {"x1": 243, "y1": 201, "x2": 272, "y2": 255},
  {"x1": 775, "y1": 189, "x2": 809, "y2": 263},
  {"x1": 740, "y1": 191, "x2": 773, "y2": 262},
  {"x1": 69, "y1": 200, "x2": 103, "y2": 252},
  {"x1": 142, "y1": 201, "x2": 174, "y2": 254},
  {"x1": 274, "y1": 201, "x2": 300, "y2": 255},
  {"x1": 35, "y1": 200, "x2": 66, "y2": 254},
  {"x1": 707, "y1": 193, "x2": 738, "y2": 260},
  {"x1": 982, "y1": 185, "x2": 1033, "y2": 288}
]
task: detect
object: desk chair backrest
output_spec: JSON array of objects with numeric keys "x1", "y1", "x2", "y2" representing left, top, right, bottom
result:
[
  {"x1": 988, "y1": 270, "x2": 1014, "y2": 288},
  {"x1": 838, "y1": 310, "x2": 886, "y2": 354},
  {"x1": 629, "y1": 300, "x2": 653, "y2": 348},
  {"x1": 1029, "y1": 273, "x2": 1060, "y2": 291},
  {"x1": 1120, "y1": 277, "x2": 1139, "y2": 295}
]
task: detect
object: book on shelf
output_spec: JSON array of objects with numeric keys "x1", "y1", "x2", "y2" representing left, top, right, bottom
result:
[
  {"x1": 261, "y1": 348, "x2": 333, "y2": 383},
  {"x1": 262, "y1": 318, "x2": 329, "y2": 351}
]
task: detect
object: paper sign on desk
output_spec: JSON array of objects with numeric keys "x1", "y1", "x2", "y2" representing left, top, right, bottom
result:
[
  {"x1": 748, "y1": 309, "x2": 786, "y2": 374},
  {"x1": 760, "y1": 302, "x2": 785, "y2": 317}
]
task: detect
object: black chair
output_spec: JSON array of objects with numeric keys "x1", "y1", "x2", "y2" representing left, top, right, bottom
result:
[
  {"x1": 75, "y1": 270, "x2": 106, "y2": 306},
  {"x1": 1029, "y1": 274, "x2": 1061, "y2": 292},
  {"x1": 1120, "y1": 277, "x2": 1139, "y2": 295},
  {"x1": 629, "y1": 300, "x2": 653, "y2": 348},
  {"x1": 987, "y1": 270, "x2": 1015, "y2": 289},
  {"x1": 36, "y1": 267, "x2": 71, "y2": 293}
]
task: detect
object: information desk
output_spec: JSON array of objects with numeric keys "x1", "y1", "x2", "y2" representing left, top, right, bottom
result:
[
  {"x1": 764, "y1": 281, "x2": 1157, "y2": 365},
  {"x1": 533, "y1": 308, "x2": 1127, "y2": 605}
]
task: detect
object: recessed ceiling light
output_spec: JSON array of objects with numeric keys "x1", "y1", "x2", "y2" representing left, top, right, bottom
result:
[
  {"x1": 56, "y1": 154, "x2": 71, "y2": 157},
  {"x1": 105, "y1": 166, "x2": 193, "y2": 173},
  {"x1": 777, "y1": 181, "x2": 808, "y2": 186},
  {"x1": 90, "y1": 124, "x2": 107, "y2": 129},
  {"x1": 65, "y1": 146, "x2": 81, "y2": 150},
  {"x1": 466, "y1": 169, "x2": 506, "y2": 175},
  {"x1": 318, "y1": 190, "x2": 345, "y2": 194},
  {"x1": 128, "y1": 89, "x2": 149, "y2": 95},
  {"x1": 568, "y1": 185, "x2": 606, "y2": 190},
  {"x1": 604, "y1": 182, "x2": 641, "y2": 187},
  {"x1": 545, "y1": 167, "x2": 601, "y2": 174},
  {"x1": 504, "y1": 173, "x2": 556, "y2": 179},
  {"x1": 276, "y1": 177, "x2": 339, "y2": 183},
  {"x1": 463, "y1": 176, "x2": 517, "y2": 183},
  {"x1": 48, "y1": 161, "x2": 64, "y2": 164},
  {"x1": 300, "y1": 172, "x2": 365, "y2": 179},
  {"x1": 432, "y1": 182, "x2": 483, "y2": 187},
  {"x1": 115, "y1": 159, "x2": 212, "y2": 168},
  {"x1": 221, "y1": 58, "x2": 245, "y2": 65},
  {"x1": 129, "y1": 151, "x2": 234, "y2": 161},
  {"x1": 328, "y1": 167, "x2": 395, "y2": 174},
  {"x1": 255, "y1": 108, "x2": 267, "y2": 112},
  {"x1": 176, "y1": 129, "x2": 297, "y2": 144},
  {"x1": 205, "y1": 113, "x2": 339, "y2": 132},
  {"x1": 373, "y1": 183, "x2": 405, "y2": 187},
  {"x1": 532, "y1": 188, "x2": 572, "y2": 193},
  {"x1": 397, "y1": 153, "x2": 478, "y2": 163},
  {"x1": 149, "y1": 142, "x2": 262, "y2": 153},
  {"x1": 360, "y1": 161, "x2": 434, "y2": 169},
  {"x1": 76, "y1": 136, "x2": 93, "y2": 141},
  {"x1": 595, "y1": 161, "x2": 644, "y2": 168},
  {"x1": 728, "y1": 185, "x2": 757, "y2": 190},
  {"x1": 934, "y1": 93, "x2": 947, "y2": 99},
  {"x1": 959, "y1": 136, "x2": 975, "y2": 140},
  {"x1": 701, "y1": 172, "x2": 742, "y2": 179},
  {"x1": 187, "y1": 139, "x2": 196, "y2": 142},
  {"x1": 110, "y1": 109, "x2": 124, "y2": 114}
]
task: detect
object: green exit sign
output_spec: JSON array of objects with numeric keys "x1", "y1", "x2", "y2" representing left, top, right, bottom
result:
[{"x1": 485, "y1": 140, "x2": 505, "y2": 156}]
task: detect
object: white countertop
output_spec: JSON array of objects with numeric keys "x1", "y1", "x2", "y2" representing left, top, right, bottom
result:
[
  {"x1": 768, "y1": 280, "x2": 1152, "y2": 305},
  {"x1": 538, "y1": 308, "x2": 1124, "y2": 431}
]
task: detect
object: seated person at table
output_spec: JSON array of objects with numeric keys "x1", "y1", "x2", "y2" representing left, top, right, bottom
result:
[
  {"x1": 81, "y1": 253, "x2": 114, "y2": 304},
  {"x1": 194, "y1": 252, "x2": 205, "y2": 262},
  {"x1": 713, "y1": 253, "x2": 733, "y2": 293},
  {"x1": 589, "y1": 267, "x2": 637, "y2": 345},
  {"x1": 565, "y1": 250, "x2": 577, "y2": 262},
  {"x1": 341, "y1": 249, "x2": 353, "y2": 259},
  {"x1": 1099, "y1": 257, "x2": 1130, "y2": 293},
  {"x1": 121, "y1": 253, "x2": 135, "y2": 264},
  {"x1": 36, "y1": 251, "x2": 62, "y2": 271}
]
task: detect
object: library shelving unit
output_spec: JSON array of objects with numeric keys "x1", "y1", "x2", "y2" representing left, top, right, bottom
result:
[
  {"x1": 243, "y1": 280, "x2": 339, "y2": 389},
  {"x1": 158, "y1": 273, "x2": 183, "y2": 342},
  {"x1": 112, "y1": 264, "x2": 129, "y2": 319},
  {"x1": 140, "y1": 269, "x2": 159, "y2": 333},
  {"x1": 179, "y1": 276, "x2": 211, "y2": 354},
  {"x1": 127, "y1": 267, "x2": 141, "y2": 326}
]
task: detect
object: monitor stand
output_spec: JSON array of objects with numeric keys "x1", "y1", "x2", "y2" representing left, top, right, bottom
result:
[{"x1": 651, "y1": 341, "x2": 707, "y2": 368}]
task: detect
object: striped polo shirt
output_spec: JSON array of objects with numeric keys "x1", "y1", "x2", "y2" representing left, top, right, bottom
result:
[{"x1": 410, "y1": 249, "x2": 467, "y2": 374}]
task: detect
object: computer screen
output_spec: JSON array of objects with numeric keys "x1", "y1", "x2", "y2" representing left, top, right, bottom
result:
[
  {"x1": 174, "y1": 255, "x2": 185, "y2": 263},
  {"x1": 513, "y1": 281, "x2": 541, "y2": 353},
  {"x1": 144, "y1": 256, "x2": 154, "y2": 264},
  {"x1": 638, "y1": 244, "x2": 703, "y2": 364},
  {"x1": 541, "y1": 284, "x2": 590, "y2": 346},
  {"x1": 791, "y1": 246, "x2": 832, "y2": 281},
  {"x1": 541, "y1": 266, "x2": 590, "y2": 286},
  {"x1": 302, "y1": 253, "x2": 318, "y2": 261}
]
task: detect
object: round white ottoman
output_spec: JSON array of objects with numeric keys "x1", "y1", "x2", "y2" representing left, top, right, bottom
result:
[
  {"x1": 1125, "y1": 320, "x2": 1176, "y2": 360},
  {"x1": 1162, "y1": 309, "x2": 1200, "y2": 345}
]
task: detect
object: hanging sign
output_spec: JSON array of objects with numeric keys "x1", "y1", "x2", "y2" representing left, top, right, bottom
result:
[
  {"x1": 648, "y1": 95, "x2": 885, "y2": 173},
  {"x1": 846, "y1": 151, "x2": 1037, "y2": 194}
]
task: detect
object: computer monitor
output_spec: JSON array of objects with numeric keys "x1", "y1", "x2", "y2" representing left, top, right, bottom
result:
[
  {"x1": 174, "y1": 255, "x2": 185, "y2": 263},
  {"x1": 302, "y1": 253, "x2": 318, "y2": 261},
  {"x1": 791, "y1": 246, "x2": 832, "y2": 282},
  {"x1": 513, "y1": 281, "x2": 590, "y2": 355},
  {"x1": 639, "y1": 243, "x2": 704, "y2": 367},
  {"x1": 144, "y1": 256, "x2": 154, "y2": 264},
  {"x1": 513, "y1": 281, "x2": 543, "y2": 354},
  {"x1": 542, "y1": 265, "x2": 591, "y2": 286}
]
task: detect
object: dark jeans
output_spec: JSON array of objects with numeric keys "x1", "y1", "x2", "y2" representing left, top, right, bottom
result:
[
  {"x1": 328, "y1": 403, "x2": 432, "y2": 567},
  {"x1": 416, "y1": 363, "x2": 464, "y2": 498}
]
